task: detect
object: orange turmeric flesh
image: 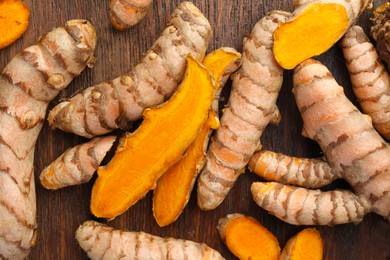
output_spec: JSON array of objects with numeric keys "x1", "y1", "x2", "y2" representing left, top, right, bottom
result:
[
  {"x1": 273, "y1": 3, "x2": 349, "y2": 69},
  {"x1": 0, "y1": 0, "x2": 30, "y2": 49},
  {"x1": 280, "y1": 228, "x2": 323, "y2": 260},
  {"x1": 90, "y1": 56, "x2": 215, "y2": 219}
]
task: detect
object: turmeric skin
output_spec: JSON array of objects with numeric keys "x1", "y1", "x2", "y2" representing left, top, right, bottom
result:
[
  {"x1": 280, "y1": 228, "x2": 323, "y2": 260},
  {"x1": 371, "y1": 2, "x2": 390, "y2": 70},
  {"x1": 0, "y1": 0, "x2": 30, "y2": 49},
  {"x1": 109, "y1": 0, "x2": 153, "y2": 30}
]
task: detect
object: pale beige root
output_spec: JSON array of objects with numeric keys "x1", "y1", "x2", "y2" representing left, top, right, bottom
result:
[
  {"x1": 196, "y1": 10, "x2": 290, "y2": 211},
  {"x1": 39, "y1": 136, "x2": 116, "y2": 190},
  {"x1": 371, "y1": 2, "x2": 390, "y2": 70},
  {"x1": 48, "y1": 1, "x2": 212, "y2": 138},
  {"x1": 340, "y1": 25, "x2": 390, "y2": 139},
  {"x1": 109, "y1": 0, "x2": 153, "y2": 30},
  {"x1": 280, "y1": 228, "x2": 323, "y2": 260},
  {"x1": 248, "y1": 150, "x2": 338, "y2": 188},
  {"x1": 217, "y1": 213, "x2": 280, "y2": 260},
  {"x1": 75, "y1": 220, "x2": 225, "y2": 260},
  {"x1": 251, "y1": 182, "x2": 371, "y2": 225},
  {"x1": 273, "y1": 0, "x2": 373, "y2": 69},
  {"x1": 0, "y1": 20, "x2": 96, "y2": 259}
]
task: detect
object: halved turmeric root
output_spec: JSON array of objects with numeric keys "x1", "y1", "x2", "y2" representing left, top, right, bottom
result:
[
  {"x1": 90, "y1": 55, "x2": 215, "y2": 219},
  {"x1": 280, "y1": 228, "x2": 323, "y2": 260},
  {"x1": 0, "y1": 0, "x2": 30, "y2": 49},
  {"x1": 152, "y1": 48, "x2": 241, "y2": 227},
  {"x1": 217, "y1": 214, "x2": 280, "y2": 260}
]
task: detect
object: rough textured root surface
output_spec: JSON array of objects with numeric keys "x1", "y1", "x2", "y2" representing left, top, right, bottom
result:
[
  {"x1": 248, "y1": 150, "x2": 338, "y2": 188},
  {"x1": 273, "y1": 0, "x2": 373, "y2": 69},
  {"x1": 280, "y1": 228, "x2": 323, "y2": 260},
  {"x1": 109, "y1": 0, "x2": 153, "y2": 30},
  {"x1": 341, "y1": 25, "x2": 390, "y2": 140},
  {"x1": 217, "y1": 213, "x2": 280, "y2": 260},
  {"x1": 294, "y1": 59, "x2": 390, "y2": 220},
  {"x1": 75, "y1": 220, "x2": 225, "y2": 260},
  {"x1": 371, "y1": 2, "x2": 390, "y2": 70},
  {"x1": 0, "y1": 0, "x2": 30, "y2": 49},
  {"x1": 196, "y1": 10, "x2": 289, "y2": 211},
  {"x1": 48, "y1": 1, "x2": 212, "y2": 138},
  {"x1": 0, "y1": 20, "x2": 96, "y2": 259},
  {"x1": 251, "y1": 182, "x2": 371, "y2": 225},
  {"x1": 39, "y1": 136, "x2": 116, "y2": 190}
]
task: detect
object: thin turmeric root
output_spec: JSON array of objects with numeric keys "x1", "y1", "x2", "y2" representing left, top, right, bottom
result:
[
  {"x1": 76, "y1": 220, "x2": 225, "y2": 260},
  {"x1": 273, "y1": 0, "x2": 373, "y2": 69},
  {"x1": 152, "y1": 48, "x2": 241, "y2": 227},
  {"x1": 280, "y1": 228, "x2": 323, "y2": 260},
  {"x1": 217, "y1": 214, "x2": 280, "y2": 260},
  {"x1": 109, "y1": 0, "x2": 153, "y2": 30},
  {"x1": 90, "y1": 56, "x2": 215, "y2": 219},
  {"x1": 0, "y1": 0, "x2": 30, "y2": 49}
]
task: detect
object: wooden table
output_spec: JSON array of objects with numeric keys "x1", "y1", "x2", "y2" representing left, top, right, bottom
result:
[{"x1": 1, "y1": 0, "x2": 390, "y2": 259}]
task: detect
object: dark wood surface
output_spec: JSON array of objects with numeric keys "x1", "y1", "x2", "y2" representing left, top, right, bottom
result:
[{"x1": 1, "y1": 0, "x2": 390, "y2": 259}]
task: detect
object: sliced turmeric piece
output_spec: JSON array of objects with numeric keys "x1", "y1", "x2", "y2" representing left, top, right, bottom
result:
[
  {"x1": 90, "y1": 55, "x2": 215, "y2": 219},
  {"x1": 152, "y1": 48, "x2": 241, "y2": 227},
  {"x1": 273, "y1": 1, "x2": 373, "y2": 69},
  {"x1": 217, "y1": 214, "x2": 280, "y2": 260},
  {"x1": 280, "y1": 228, "x2": 323, "y2": 260},
  {"x1": 0, "y1": 0, "x2": 30, "y2": 49}
]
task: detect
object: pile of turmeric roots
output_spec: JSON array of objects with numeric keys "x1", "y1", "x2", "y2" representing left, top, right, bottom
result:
[{"x1": 1, "y1": 0, "x2": 390, "y2": 259}]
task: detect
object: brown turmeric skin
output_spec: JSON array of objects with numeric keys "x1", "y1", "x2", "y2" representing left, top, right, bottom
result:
[
  {"x1": 371, "y1": 2, "x2": 390, "y2": 70},
  {"x1": 109, "y1": 0, "x2": 153, "y2": 30}
]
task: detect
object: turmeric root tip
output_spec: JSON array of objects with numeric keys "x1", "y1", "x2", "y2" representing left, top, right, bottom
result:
[{"x1": 0, "y1": 0, "x2": 30, "y2": 49}]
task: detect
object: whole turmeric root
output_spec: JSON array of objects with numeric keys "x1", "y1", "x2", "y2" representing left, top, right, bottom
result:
[
  {"x1": 371, "y1": 2, "x2": 390, "y2": 70},
  {"x1": 273, "y1": 0, "x2": 373, "y2": 69},
  {"x1": 39, "y1": 136, "x2": 116, "y2": 190},
  {"x1": 251, "y1": 59, "x2": 390, "y2": 225},
  {"x1": 109, "y1": 0, "x2": 153, "y2": 30},
  {"x1": 196, "y1": 10, "x2": 289, "y2": 210},
  {"x1": 76, "y1": 220, "x2": 225, "y2": 260},
  {"x1": 0, "y1": 20, "x2": 96, "y2": 259},
  {"x1": 340, "y1": 25, "x2": 390, "y2": 139},
  {"x1": 48, "y1": 1, "x2": 212, "y2": 138},
  {"x1": 0, "y1": 0, "x2": 30, "y2": 49}
]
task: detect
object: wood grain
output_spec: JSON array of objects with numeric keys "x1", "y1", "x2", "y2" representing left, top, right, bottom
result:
[{"x1": 1, "y1": 0, "x2": 390, "y2": 259}]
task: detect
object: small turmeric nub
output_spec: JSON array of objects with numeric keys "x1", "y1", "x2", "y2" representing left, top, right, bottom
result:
[
  {"x1": 217, "y1": 214, "x2": 280, "y2": 260},
  {"x1": 280, "y1": 228, "x2": 323, "y2": 260},
  {"x1": 0, "y1": 0, "x2": 30, "y2": 49}
]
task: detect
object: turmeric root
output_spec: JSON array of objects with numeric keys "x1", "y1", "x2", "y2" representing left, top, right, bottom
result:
[
  {"x1": 0, "y1": 0, "x2": 30, "y2": 49},
  {"x1": 152, "y1": 48, "x2": 241, "y2": 227},
  {"x1": 196, "y1": 10, "x2": 289, "y2": 210},
  {"x1": 252, "y1": 59, "x2": 390, "y2": 225},
  {"x1": 249, "y1": 150, "x2": 337, "y2": 188},
  {"x1": 75, "y1": 220, "x2": 225, "y2": 260},
  {"x1": 39, "y1": 136, "x2": 116, "y2": 190},
  {"x1": 340, "y1": 25, "x2": 390, "y2": 139},
  {"x1": 371, "y1": 2, "x2": 390, "y2": 70},
  {"x1": 48, "y1": 1, "x2": 212, "y2": 138},
  {"x1": 109, "y1": 0, "x2": 153, "y2": 30},
  {"x1": 217, "y1": 214, "x2": 280, "y2": 260},
  {"x1": 273, "y1": 0, "x2": 373, "y2": 69},
  {"x1": 280, "y1": 228, "x2": 323, "y2": 260},
  {"x1": 0, "y1": 20, "x2": 96, "y2": 259},
  {"x1": 91, "y1": 56, "x2": 215, "y2": 219}
]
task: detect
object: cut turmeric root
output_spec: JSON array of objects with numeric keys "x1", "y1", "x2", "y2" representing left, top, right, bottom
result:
[
  {"x1": 280, "y1": 228, "x2": 323, "y2": 260},
  {"x1": 217, "y1": 214, "x2": 280, "y2": 260},
  {"x1": 152, "y1": 48, "x2": 241, "y2": 227},
  {"x1": 273, "y1": 0, "x2": 373, "y2": 69},
  {"x1": 0, "y1": 0, "x2": 30, "y2": 49},
  {"x1": 90, "y1": 55, "x2": 215, "y2": 219}
]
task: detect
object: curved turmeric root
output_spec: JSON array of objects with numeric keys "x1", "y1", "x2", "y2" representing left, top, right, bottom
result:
[
  {"x1": 273, "y1": 0, "x2": 373, "y2": 69},
  {"x1": 280, "y1": 228, "x2": 323, "y2": 260},
  {"x1": 0, "y1": 0, "x2": 30, "y2": 49},
  {"x1": 217, "y1": 214, "x2": 280, "y2": 260},
  {"x1": 0, "y1": 20, "x2": 96, "y2": 259},
  {"x1": 196, "y1": 10, "x2": 289, "y2": 211},
  {"x1": 91, "y1": 56, "x2": 215, "y2": 219},
  {"x1": 76, "y1": 220, "x2": 225, "y2": 260},
  {"x1": 371, "y1": 2, "x2": 390, "y2": 70},
  {"x1": 109, "y1": 0, "x2": 153, "y2": 30},
  {"x1": 48, "y1": 1, "x2": 212, "y2": 138},
  {"x1": 39, "y1": 136, "x2": 116, "y2": 190},
  {"x1": 152, "y1": 48, "x2": 241, "y2": 227}
]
